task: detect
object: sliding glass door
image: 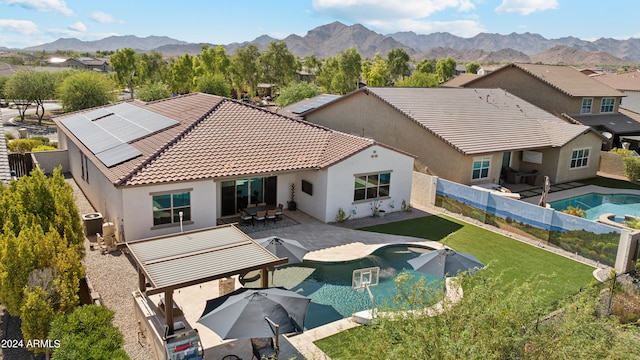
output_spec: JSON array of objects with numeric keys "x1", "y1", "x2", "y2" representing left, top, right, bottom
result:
[{"x1": 220, "y1": 176, "x2": 277, "y2": 216}]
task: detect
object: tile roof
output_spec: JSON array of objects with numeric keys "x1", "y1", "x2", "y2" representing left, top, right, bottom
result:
[
  {"x1": 55, "y1": 93, "x2": 377, "y2": 187},
  {"x1": 571, "y1": 109, "x2": 640, "y2": 135},
  {"x1": 342, "y1": 87, "x2": 595, "y2": 155},
  {"x1": 467, "y1": 63, "x2": 625, "y2": 98},
  {"x1": 591, "y1": 71, "x2": 640, "y2": 92},
  {"x1": 0, "y1": 122, "x2": 11, "y2": 183},
  {"x1": 441, "y1": 73, "x2": 482, "y2": 88}
]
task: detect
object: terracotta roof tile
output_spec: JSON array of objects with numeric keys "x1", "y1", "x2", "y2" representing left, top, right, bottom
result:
[
  {"x1": 591, "y1": 71, "x2": 640, "y2": 92},
  {"x1": 55, "y1": 93, "x2": 378, "y2": 187}
]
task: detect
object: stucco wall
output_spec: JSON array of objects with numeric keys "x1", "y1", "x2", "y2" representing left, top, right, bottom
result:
[
  {"x1": 555, "y1": 132, "x2": 602, "y2": 183},
  {"x1": 325, "y1": 145, "x2": 414, "y2": 222},
  {"x1": 598, "y1": 151, "x2": 627, "y2": 179},
  {"x1": 32, "y1": 149, "x2": 69, "y2": 174},
  {"x1": 123, "y1": 180, "x2": 217, "y2": 241},
  {"x1": 305, "y1": 92, "x2": 495, "y2": 184}
]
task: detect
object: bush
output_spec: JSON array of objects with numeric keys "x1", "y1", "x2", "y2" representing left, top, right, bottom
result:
[
  {"x1": 610, "y1": 148, "x2": 635, "y2": 157},
  {"x1": 7, "y1": 139, "x2": 40, "y2": 153},
  {"x1": 562, "y1": 206, "x2": 586, "y2": 217},
  {"x1": 32, "y1": 145, "x2": 57, "y2": 152},
  {"x1": 611, "y1": 288, "x2": 640, "y2": 324},
  {"x1": 336, "y1": 207, "x2": 351, "y2": 223},
  {"x1": 136, "y1": 82, "x2": 172, "y2": 102},
  {"x1": 622, "y1": 156, "x2": 640, "y2": 181}
]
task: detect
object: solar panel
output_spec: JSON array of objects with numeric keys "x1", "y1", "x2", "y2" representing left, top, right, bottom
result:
[
  {"x1": 290, "y1": 94, "x2": 340, "y2": 114},
  {"x1": 61, "y1": 103, "x2": 179, "y2": 168},
  {"x1": 95, "y1": 143, "x2": 142, "y2": 168}
]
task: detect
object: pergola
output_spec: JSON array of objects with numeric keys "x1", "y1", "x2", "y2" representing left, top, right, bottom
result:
[{"x1": 126, "y1": 224, "x2": 287, "y2": 335}]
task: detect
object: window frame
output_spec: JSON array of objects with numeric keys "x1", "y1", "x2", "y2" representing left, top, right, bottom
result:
[
  {"x1": 581, "y1": 98, "x2": 593, "y2": 114},
  {"x1": 353, "y1": 171, "x2": 392, "y2": 203},
  {"x1": 570, "y1": 147, "x2": 590, "y2": 169},
  {"x1": 600, "y1": 97, "x2": 615, "y2": 113},
  {"x1": 150, "y1": 189, "x2": 193, "y2": 228},
  {"x1": 471, "y1": 156, "x2": 491, "y2": 181}
]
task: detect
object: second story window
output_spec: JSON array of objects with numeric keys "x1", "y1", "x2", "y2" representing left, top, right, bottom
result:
[
  {"x1": 581, "y1": 98, "x2": 592, "y2": 114},
  {"x1": 601, "y1": 98, "x2": 615, "y2": 113}
]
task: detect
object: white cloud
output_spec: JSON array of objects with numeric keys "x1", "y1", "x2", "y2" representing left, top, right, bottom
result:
[
  {"x1": 68, "y1": 21, "x2": 86, "y2": 32},
  {"x1": 495, "y1": 0, "x2": 558, "y2": 15},
  {"x1": 313, "y1": 0, "x2": 475, "y2": 20},
  {"x1": 312, "y1": 0, "x2": 477, "y2": 34},
  {"x1": 269, "y1": 31, "x2": 288, "y2": 39},
  {"x1": 0, "y1": 19, "x2": 38, "y2": 35},
  {"x1": 91, "y1": 11, "x2": 123, "y2": 24},
  {"x1": 2, "y1": 0, "x2": 73, "y2": 16}
]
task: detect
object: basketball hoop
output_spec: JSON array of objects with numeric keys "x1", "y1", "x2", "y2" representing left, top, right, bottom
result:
[{"x1": 352, "y1": 267, "x2": 380, "y2": 317}]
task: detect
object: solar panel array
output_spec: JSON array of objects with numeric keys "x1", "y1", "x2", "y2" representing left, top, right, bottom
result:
[
  {"x1": 60, "y1": 103, "x2": 178, "y2": 167},
  {"x1": 291, "y1": 94, "x2": 340, "y2": 114}
]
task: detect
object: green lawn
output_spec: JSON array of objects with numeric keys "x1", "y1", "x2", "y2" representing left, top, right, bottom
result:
[
  {"x1": 580, "y1": 176, "x2": 640, "y2": 190},
  {"x1": 359, "y1": 214, "x2": 596, "y2": 305}
]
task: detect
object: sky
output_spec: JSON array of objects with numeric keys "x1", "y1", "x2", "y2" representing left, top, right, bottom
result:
[{"x1": 1, "y1": 0, "x2": 638, "y2": 49}]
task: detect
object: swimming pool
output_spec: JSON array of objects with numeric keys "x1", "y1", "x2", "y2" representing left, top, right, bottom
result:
[
  {"x1": 244, "y1": 244, "x2": 441, "y2": 329},
  {"x1": 549, "y1": 192, "x2": 640, "y2": 220}
]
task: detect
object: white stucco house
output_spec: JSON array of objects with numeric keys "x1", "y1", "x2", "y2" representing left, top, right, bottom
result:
[{"x1": 54, "y1": 93, "x2": 414, "y2": 241}]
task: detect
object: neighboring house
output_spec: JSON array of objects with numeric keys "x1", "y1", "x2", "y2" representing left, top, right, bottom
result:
[
  {"x1": 455, "y1": 64, "x2": 467, "y2": 75},
  {"x1": 441, "y1": 73, "x2": 481, "y2": 88},
  {"x1": 54, "y1": 93, "x2": 414, "y2": 241},
  {"x1": 58, "y1": 57, "x2": 112, "y2": 72},
  {"x1": 477, "y1": 65, "x2": 502, "y2": 75},
  {"x1": 463, "y1": 63, "x2": 640, "y2": 149},
  {"x1": 591, "y1": 70, "x2": 640, "y2": 113},
  {"x1": 302, "y1": 87, "x2": 603, "y2": 186},
  {"x1": 278, "y1": 94, "x2": 340, "y2": 119}
]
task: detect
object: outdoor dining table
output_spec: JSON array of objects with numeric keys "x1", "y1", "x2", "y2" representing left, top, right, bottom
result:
[{"x1": 243, "y1": 204, "x2": 276, "y2": 216}]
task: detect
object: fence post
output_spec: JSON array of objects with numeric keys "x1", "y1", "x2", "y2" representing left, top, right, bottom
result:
[{"x1": 615, "y1": 230, "x2": 640, "y2": 274}]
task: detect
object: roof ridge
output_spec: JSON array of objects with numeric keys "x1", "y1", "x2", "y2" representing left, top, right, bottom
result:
[{"x1": 117, "y1": 97, "x2": 225, "y2": 186}]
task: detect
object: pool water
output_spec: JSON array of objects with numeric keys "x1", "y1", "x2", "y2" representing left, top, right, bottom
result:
[
  {"x1": 549, "y1": 192, "x2": 640, "y2": 220},
  {"x1": 248, "y1": 244, "x2": 441, "y2": 329}
]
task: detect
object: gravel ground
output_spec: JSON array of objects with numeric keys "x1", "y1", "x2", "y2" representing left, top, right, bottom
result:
[{"x1": 68, "y1": 177, "x2": 154, "y2": 360}]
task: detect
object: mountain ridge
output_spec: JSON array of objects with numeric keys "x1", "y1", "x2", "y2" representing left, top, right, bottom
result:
[{"x1": 8, "y1": 22, "x2": 639, "y2": 65}]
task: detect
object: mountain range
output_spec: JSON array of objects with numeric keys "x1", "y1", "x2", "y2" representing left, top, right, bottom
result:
[{"x1": 13, "y1": 22, "x2": 640, "y2": 65}]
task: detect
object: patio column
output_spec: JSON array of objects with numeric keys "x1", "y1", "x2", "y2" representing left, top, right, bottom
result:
[
  {"x1": 138, "y1": 268, "x2": 146, "y2": 292},
  {"x1": 260, "y1": 268, "x2": 269, "y2": 288},
  {"x1": 164, "y1": 290, "x2": 174, "y2": 336}
]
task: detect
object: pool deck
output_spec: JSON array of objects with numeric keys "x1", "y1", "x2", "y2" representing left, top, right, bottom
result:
[{"x1": 520, "y1": 184, "x2": 640, "y2": 205}]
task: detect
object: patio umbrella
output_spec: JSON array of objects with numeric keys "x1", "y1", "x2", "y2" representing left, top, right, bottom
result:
[
  {"x1": 197, "y1": 287, "x2": 310, "y2": 340},
  {"x1": 538, "y1": 175, "x2": 551, "y2": 207},
  {"x1": 408, "y1": 248, "x2": 484, "y2": 278},
  {"x1": 255, "y1": 236, "x2": 309, "y2": 264}
]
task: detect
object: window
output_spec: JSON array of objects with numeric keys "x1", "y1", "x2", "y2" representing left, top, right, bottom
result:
[
  {"x1": 152, "y1": 191, "x2": 191, "y2": 226},
  {"x1": 354, "y1": 172, "x2": 391, "y2": 201},
  {"x1": 600, "y1": 98, "x2": 615, "y2": 113},
  {"x1": 570, "y1": 148, "x2": 590, "y2": 169},
  {"x1": 472, "y1": 157, "x2": 491, "y2": 180},
  {"x1": 581, "y1": 98, "x2": 593, "y2": 114},
  {"x1": 80, "y1": 152, "x2": 89, "y2": 183}
]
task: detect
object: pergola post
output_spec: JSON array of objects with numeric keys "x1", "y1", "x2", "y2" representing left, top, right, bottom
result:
[
  {"x1": 260, "y1": 268, "x2": 269, "y2": 288},
  {"x1": 165, "y1": 290, "x2": 174, "y2": 336},
  {"x1": 138, "y1": 268, "x2": 146, "y2": 292}
]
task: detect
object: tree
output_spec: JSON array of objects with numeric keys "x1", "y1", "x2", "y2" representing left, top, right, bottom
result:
[
  {"x1": 136, "y1": 83, "x2": 172, "y2": 102},
  {"x1": 317, "y1": 48, "x2": 362, "y2": 94},
  {"x1": 0, "y1": 75, "x2": 10, "y2": 100},
  {"x1": 196, "y1": 73, "x2": 231, "y2": 97},
  {"x1": 136, "y1": 50, "x2": 168, "y2": 85},
  {"x1": 258, "y1": 41, "x2": 299, "y2": 88},
  {"x1": 363, "y1": 54, "x2": 390, "y2": 87},
  {"x1": 170, "y1": 53, "x2": 195, "y2": 95},
  {"x1": 395, "y1": 72, "x2": 440, "y2": 87},
  {"x1": 466, "y1": 61, "x2": 481, "y2": 74},
  {"x1": 196, "y1": 45, "x2": 230, "y2": 78},
  {"x1": 230, "y1": 44, "x2": 260, "y2": 98},
  {"x1": 274, "y1": 81, "x2": 320, "y2": 107},
  {"x1": 387, "y1": 48, "x2": 410, "y2": 82},
  {"x1": 415, "y1": 58, "x2": 437, "y2": 74},
  {"x1": 302, "y1": 55, "x2": 322, "y2": 79},
  {"x1": 3, "y1": 70, "x2": 54, "y2": 122},
  {"x1": 56, "y1": 71, "x2": 116, "y2": 112},
  {"x1": 436, "y1": 57, "x2": 457, "y2": 83},
  {"x1": 49, "y1": 305, "x2": 130, "y2": 360},
  {"x1": 110, "y1": 48, "x2": 137, "y2": 98}
]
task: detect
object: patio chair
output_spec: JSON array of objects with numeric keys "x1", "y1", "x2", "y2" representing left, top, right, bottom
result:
[
  {"x1": 239, "y1": 210, "x2": 253, "y2": 225},
  {"x1": 247, "y1": 203, "x2": 257, "y2": 208},
  {"x1": 265, "y1": 209, "x2": 277, "y2": 223},
  {"x1": 275, "y1": 204, "x2": 284, "y2": 221},
  {"x1": 253, "y1": 210, "x2": 267, "y2": 225},
  {"x1": 258, "y1": 202, "x2": 267, "y2": 207},
  {"x1": 251, "y1": 337, "x2": 278, "y2": 360}
]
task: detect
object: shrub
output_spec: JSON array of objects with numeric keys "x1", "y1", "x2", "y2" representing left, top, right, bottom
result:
[
  {"x1": 7, "y1": 139, "x2": 40, "y2": 153},
  {"x1": 32, "y1": 145, "x2": 57, "y2": 152},
  {"x1": 610, "y1": 148, "x2": 635, "y2": 157},
  {"x1": 611, "y1": 288, "x2": 640, "y2": 324},
  {"x1": 562, "y1": 206, "x2": 586, "y2": 217},
  {"x1": 622, "y1": 156, "x2": 640, "y2": 181},
  {"x1": 336, "y1": 207, "x2": 351, "y2": 223}
]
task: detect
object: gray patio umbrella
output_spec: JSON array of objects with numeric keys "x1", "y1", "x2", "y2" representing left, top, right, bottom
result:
[
  {"x1": 197, "y1": 287, "x2": 310, "y2": 340},
  {"x1": 255, "y1": 236, "x2": 309, "y2": 264},
  {"x1": 408, "y1": 248, "x2": 484, "y2": 278},
  {"x1": 538, "y1": 175, "x2": 551, "y2": 207}
]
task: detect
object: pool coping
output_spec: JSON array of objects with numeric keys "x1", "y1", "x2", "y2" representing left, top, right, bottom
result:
[
  {"x1": 521, "y1": 185, "x2": 640, "y2": 205},
  {"x1": 303, "y1": 240, "x2": 445, "y2": 262}
]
